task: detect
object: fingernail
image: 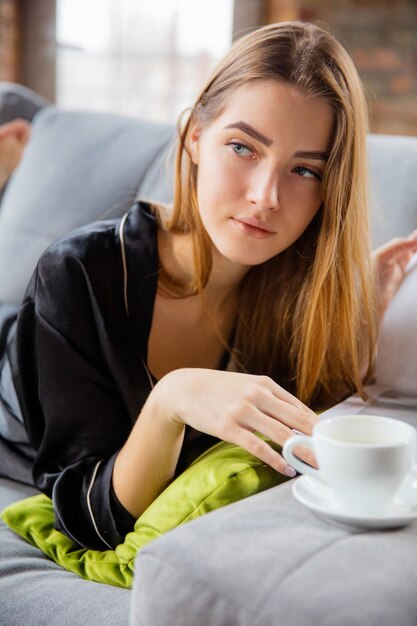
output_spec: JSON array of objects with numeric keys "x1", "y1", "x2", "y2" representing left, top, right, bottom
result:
[{"x1": 284, "y1": 465, "x2": 297, "y2": 478}]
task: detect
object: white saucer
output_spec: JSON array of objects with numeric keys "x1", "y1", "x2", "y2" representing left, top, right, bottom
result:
[{"x1": 293, "y1": 473, "x2": 417, "y2": 530}]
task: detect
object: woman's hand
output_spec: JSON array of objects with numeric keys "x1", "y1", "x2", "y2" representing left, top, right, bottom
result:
[
  {"x1": 0, "y1": 119, "x2": 31, "y2": 189},
  {"x1": 372, "y1": 229, "x2": 417, "y2": 318},
  {"x1": 153, "y1": 368, "x2": 319, "y2": 477},
  {"x1": 114, "y1": 368, "x2": 317, "y2": 517}
]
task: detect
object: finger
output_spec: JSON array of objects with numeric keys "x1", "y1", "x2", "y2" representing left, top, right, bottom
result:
[
  {"x1": 383, "y1": 242, "x2": 417, "y2": 264},
  {"x1": 0, "y1": 137, "x2": 24, "y2": 170},
  {"x1": 0, "y1": 120, "x2": 23, "y2": 138},
  {"x1": 258, "y1": 375, "x2": 317, "y2": 421},
  {"x1": 292, "y1": 443, "x2": 318, "y2": 469},
  {"x1": 375, "y1": 237, "x2": 417, "y2": 258},
  {"x1": 260, "y1": 393, "x2": 318, "y2": 434},
  {"x1": 395, "y1": 240, "x2": 417, "y2": 254},
  {"x1": 400, "y1": 238, "x2": 417, "y2": 250},
  {"x1": 232, "y1": 428, "x2": 297, "y2": 476},
  {"x1": 239, "y1": 408, "x2": 318, "y2": 468},
  {"x1": 393, "y1": 244, "x2": 417, "y2": 268},
  {"x1": 391, "y1": 248, "x2": 416, "y2": 269},
  {"x1": 240, "y1": 406, "x2": 293, "y2": 444},
  {"x1": 377, "y1": 243, "x2": 417, "y2": 272},
  {"x1": 15, "y1": 121, "x2": 31, "y2": 145},
  {"x1": 0, "y1": 119, "x2": 31, "y2": 144}
]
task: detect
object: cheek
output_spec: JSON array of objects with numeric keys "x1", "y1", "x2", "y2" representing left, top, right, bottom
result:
[
  {"x1": 286, "y1": 181, "x2": 323, "y2": 221},
  {"x1": 196, "y1": 152, "x2": 243, "y2": 214},
  {"x1": 292, "y1": 202, "x2": 321, "y2": 235}
]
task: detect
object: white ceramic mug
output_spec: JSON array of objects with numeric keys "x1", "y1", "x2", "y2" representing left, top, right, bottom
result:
[{"x1": 283, "y1": 415, "x2": 416, "y2": 515}]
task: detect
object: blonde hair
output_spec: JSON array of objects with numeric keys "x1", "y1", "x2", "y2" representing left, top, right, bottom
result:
[{"x1": 157, "y1": 21, "x2": 377, "y2": 410}]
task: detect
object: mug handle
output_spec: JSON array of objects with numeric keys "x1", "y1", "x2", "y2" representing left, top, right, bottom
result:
[{"x1": 282, "y1": 435, "x2": 320, "y2": 480}]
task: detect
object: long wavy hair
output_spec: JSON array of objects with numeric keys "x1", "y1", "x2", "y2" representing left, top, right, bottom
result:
[{"x1": 154, "y1": 21, "x2": 377, "y2": 410}]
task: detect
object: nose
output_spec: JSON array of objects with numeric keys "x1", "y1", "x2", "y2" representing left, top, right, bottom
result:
[{"x1": 247, "y1": 165, "x2": 280, "y2": 212}]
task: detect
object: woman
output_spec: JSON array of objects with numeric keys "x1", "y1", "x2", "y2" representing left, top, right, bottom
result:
[{"x1": 4, "y1": 21, "x2": 417, "y2": 550}]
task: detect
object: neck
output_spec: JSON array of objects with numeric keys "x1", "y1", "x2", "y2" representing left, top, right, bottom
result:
[{"x1": 157, "y1": 228, "x2": 250, "y2": 309}]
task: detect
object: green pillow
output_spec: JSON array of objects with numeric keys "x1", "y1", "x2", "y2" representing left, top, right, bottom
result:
[{"x1": 1, "y1": 440, "x2": 288, "y2": 588}]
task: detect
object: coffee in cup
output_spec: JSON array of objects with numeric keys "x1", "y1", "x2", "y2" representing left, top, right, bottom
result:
[{"x1": 283, "y1": 415, "x2": 416, "y2": 516}]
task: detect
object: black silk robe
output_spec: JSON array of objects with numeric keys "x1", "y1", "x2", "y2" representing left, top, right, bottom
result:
[{"x1": 7, "y1": 202, "x2": 219, "y2": 549}]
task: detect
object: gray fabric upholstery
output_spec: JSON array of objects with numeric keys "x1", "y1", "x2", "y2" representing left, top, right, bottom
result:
[
  {"x1": 0, "y1": 82, "x2": 49, "y2": 124},
  {"x1": 0, "y1": 106, "x2": 175, "y2": 304},
  {"x1": 131, "y1": 481, "x2": 417, "y2": 626},
  {"x1": 0, "y1": 478, "x2": 130, "y2": 626},
  {"x1": 0, "y1": 82, "x2": 49, "y2": 206},
  {"x1": 368, "y1": 134, "x2": 417, "y2": 247}
]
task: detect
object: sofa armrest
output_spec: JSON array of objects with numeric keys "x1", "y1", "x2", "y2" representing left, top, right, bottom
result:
[{"x1": 131, "y1": 481, "x2": 417, "y2": 626}]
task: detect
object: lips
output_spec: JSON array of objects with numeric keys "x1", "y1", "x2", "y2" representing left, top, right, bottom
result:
[
  {"x1": 233, "y1": 216, "x2": 276, "y2": 234},
  {"x1": 231, "y1": 216, "x2": 276, "y2": 240}
]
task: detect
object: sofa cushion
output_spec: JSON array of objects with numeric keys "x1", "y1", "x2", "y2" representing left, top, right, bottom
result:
[
  {"x1": 130, "y1": 480, "x2": 417, "y2": 626},
  {"x1": 368, "y1": 134, "x2": 417, "y2": 248},
  {"x1": 0, "y1": 81, "x2": 49, "y2": 205},
  {"x1": 0, "y1": 106, "x2": 175, "y2": 304},
  {"x1": 1, "y1": 440, "x2": 287, "y2": 588},
  {"x1": 0, "y1": 82, "x2": 49, "y2": 124},
  {"x1": 0, "y1": 477, "x2": 131, "y2": 626}
]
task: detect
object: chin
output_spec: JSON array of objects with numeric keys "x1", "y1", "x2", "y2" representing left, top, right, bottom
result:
[{"x1": 214, "y1": 242, "x2": 275, "y2": 267}]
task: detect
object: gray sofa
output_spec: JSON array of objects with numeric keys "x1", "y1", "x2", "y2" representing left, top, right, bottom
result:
[{"x1": 1, "y1": 83, "x2": 417, "y2": 626}]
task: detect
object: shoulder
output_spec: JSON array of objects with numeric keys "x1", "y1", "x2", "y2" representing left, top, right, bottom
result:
[
  {"x1": 36, "y1": 201, "x2": 157, "y2": 285},
  {"x1": 24, "y1": 201, "x2": 158, "y2": 310},
  {"x1": 19, "y1": 218, "x2": 122, "y2": 327},
  {"x1": 40, "y1": 218, "x2": 119, "y2": 275},
  {"x1": 25, "y1": 218, "x2": 119, "y2": 311}
]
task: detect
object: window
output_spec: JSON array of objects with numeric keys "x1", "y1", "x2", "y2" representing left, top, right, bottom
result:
[{"x1": 56, "y1": 0, "x2": 234, "y2": 123}]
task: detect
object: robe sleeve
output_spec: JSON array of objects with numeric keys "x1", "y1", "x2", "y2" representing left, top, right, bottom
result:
[{"x1": 9, "y1": 232, "x2": 137, "y2": 549}]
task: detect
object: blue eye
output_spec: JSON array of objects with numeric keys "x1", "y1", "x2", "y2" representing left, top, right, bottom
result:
[
  {"x1": 229, "y1": 142, "x2": 254, "y2": 157},
  {"x1": 294, "y1": 166, "x2": 321, "y2": 180}
]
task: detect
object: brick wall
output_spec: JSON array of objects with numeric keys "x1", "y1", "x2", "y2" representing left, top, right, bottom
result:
[
  {"x1": 0, "y1": 0, "x2": 55, "y2": 101},
  {"x1": 266, "y1": 0, "x2": 417, "y2": 136},
  {"x1": 0, "y1": 0, "x2": 19, "y2": 81}
]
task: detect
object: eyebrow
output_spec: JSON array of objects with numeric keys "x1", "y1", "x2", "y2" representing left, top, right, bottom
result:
[
  {"x1": 224, "y1": 121, "x2": 329, "y2": 161},
  {"x1": 294, "y1": 150, "x2": 329, "y2": 161},
  {"x1": 224, "y1": 121, "x2": 273, "y2": 147}
]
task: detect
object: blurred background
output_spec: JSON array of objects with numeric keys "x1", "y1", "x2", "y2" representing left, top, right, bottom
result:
[{"x1": 0, "y1": 0, "x2": 416, "y2": 135}]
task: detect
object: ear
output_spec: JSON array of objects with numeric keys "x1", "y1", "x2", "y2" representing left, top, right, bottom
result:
[{"x1": 188, "y1": 121, "x2": 203, "y2": 165}]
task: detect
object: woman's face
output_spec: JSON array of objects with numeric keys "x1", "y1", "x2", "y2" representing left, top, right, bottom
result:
[{"x1": 189, "y1": 79, "x2": 334, "y2": 268}]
